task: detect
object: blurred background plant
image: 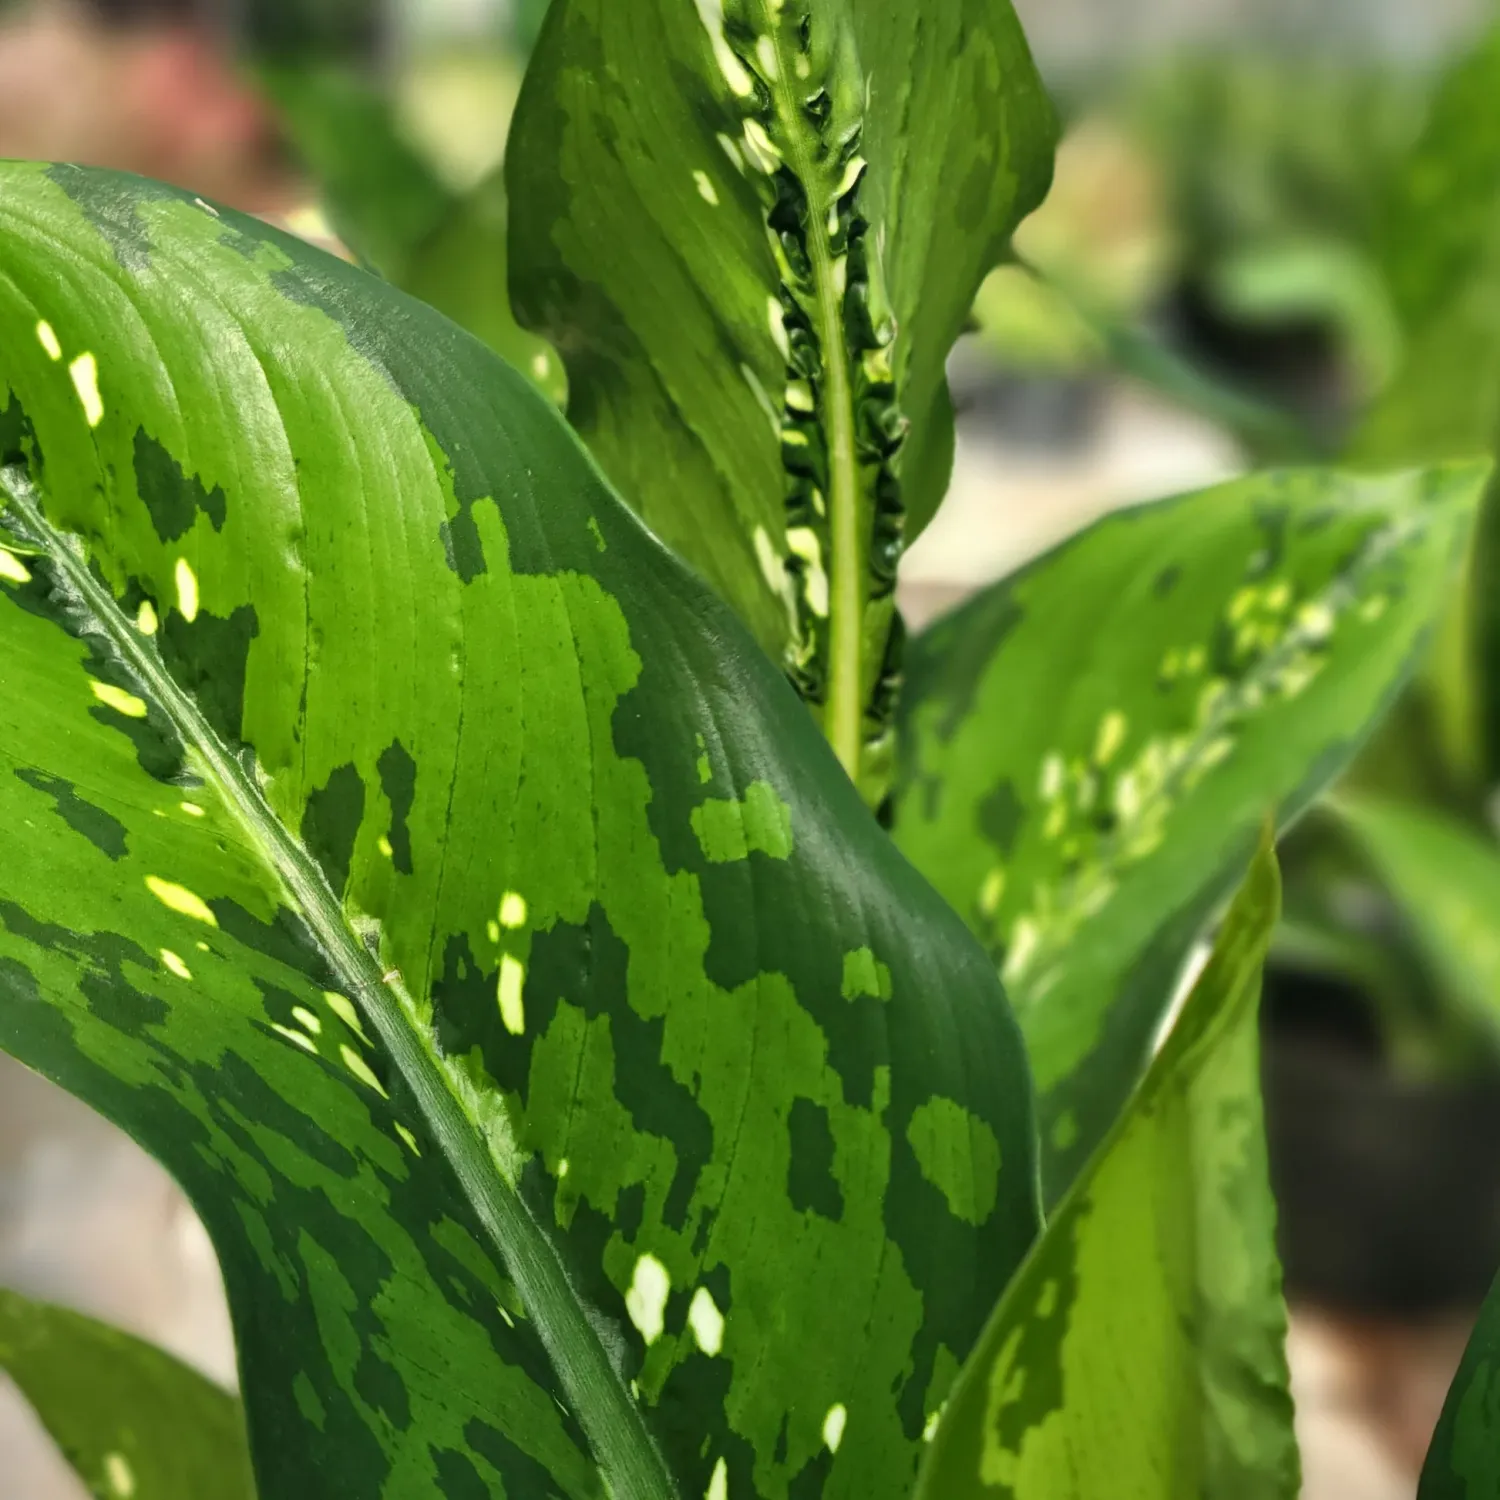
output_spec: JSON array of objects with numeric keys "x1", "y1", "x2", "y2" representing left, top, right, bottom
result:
[{"x1": 6, "y1": 1, "x2": 1500, "y2": 1496}]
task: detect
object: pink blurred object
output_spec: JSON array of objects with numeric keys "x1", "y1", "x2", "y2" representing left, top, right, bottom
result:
[{"x1": 0, "y1": 1, "x2": 296, "y2": 212}]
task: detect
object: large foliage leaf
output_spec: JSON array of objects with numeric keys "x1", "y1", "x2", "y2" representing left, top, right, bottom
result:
[
  {"x1": 0, "y1": 164, "x2": 1039, "y2": 1500},
  {"x1": 894, "y1": 465, "x2": 1486, "y2": 1201},
  {"x1": 913, "y1": 832, "x2": 1296, "y2": 1500},
  {"x1": 0, "y1": 1287, "x2": 254, "y2": 1500},
  {"x1": 507, "y1": 0, "x2": 1056, "y2": 799}
]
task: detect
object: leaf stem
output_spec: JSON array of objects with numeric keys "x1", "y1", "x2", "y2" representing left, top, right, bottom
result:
[
  {"x1": 759, "y1": 12, "x2": 865, "y2": 785},
  {"x1": 1, "y1": 469, "x2": 679, "y2": 1500}
]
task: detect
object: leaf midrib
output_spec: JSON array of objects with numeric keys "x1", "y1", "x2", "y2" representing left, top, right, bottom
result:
[
  {"x1": 757, "y1": 8, "x2": 866, "y2": 783},
  {"x1": 0, "y1": 465, "x2": 679, "y2": 1500}
]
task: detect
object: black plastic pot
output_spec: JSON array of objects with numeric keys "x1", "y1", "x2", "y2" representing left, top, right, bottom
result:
[{"x1": 1262, "y1": 965, "x2": 1500, "y2": 1315}]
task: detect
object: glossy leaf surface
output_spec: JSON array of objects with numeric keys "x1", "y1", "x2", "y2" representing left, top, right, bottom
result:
[
  {"x1": 914, "y1": 833, "x2": 1296, "y2": 1500},
  {"x1": 0, "y1": 164, "x2": 1038, "y2": 1500},
  {"x1": 895, "y1": 466, "x2": 1486, "y2": 1201},
  {"x1": 507, "y1": 0, "x2": 1056, "y2": 797},
  {"x1": 0, "y1": 1287, "x2": 254, "y2": 1500}
]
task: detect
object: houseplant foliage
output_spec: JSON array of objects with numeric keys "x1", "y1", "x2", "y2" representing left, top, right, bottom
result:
[
  {"x1": 0, "y1": 1287, "x2": 254, "y2": 1500},
  {"x1": 914, "y1": 831, "x2": 1297, "y2": 1500},
  {"x1": 0, "y1": 2, "x2": 1492, "y2": 1498}
]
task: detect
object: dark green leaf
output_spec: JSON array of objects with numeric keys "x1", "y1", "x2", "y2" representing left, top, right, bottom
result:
[
  {"x1": 0, "y1": 163, "x2": 1039, "y2": 1500},
  {"x1": 1422, "y1": 1269, "x2": 1500, "y2": 1497},
  {"x1": 894, "y1": 465, "x2": 1486, "y2": 1202},
  {"x1": 0, "y1": 1286, "x2": 254, "y2": 1500},
  {"x1": 913, "y1": 830, "x2": 1297, "y2": 1500},
  {"x1": 507, "y1": 0, "x2": 1056, "y2": 799}
]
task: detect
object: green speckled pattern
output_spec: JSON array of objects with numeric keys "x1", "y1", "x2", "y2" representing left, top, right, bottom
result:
[
  {"x1": 914, "y1": 835, "x2": 1298, "y2": 1500},
  {"x1": 894, "y1": 466, "x2": 1487, "y2": 1203},
  {"x1": 0, "y1": 164, "x2": 1039, "y2": 1500}
]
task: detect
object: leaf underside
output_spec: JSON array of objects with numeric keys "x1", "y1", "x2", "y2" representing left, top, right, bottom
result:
[
  {"x1": 0, "y1": 164, "x2": 1039, "y2": 1500},
  {"x1": 915, "y1": 833, "x2": 1298, "y2": 1500},
  {"x1": 894, "y1": 465, "x2": 1486, "y2": 1203}
]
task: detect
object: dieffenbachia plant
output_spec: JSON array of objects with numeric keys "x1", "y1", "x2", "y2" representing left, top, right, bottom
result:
[
  {"x1": 0, "y1": 165, "x2": 1037, "y2": 1499},
  {"x1": 0, "y1": 1, "x2": 1491, "y2": 1497},
  {"x1": 506, "y1": 0, "x2": 1056, "y2": 807},
  {"x1": 893, "y1": 465, "x2": 1483, "y2": 1199},
  {"x1": 915, "y1": 830, "x2": 1297, "y2": 1500}
]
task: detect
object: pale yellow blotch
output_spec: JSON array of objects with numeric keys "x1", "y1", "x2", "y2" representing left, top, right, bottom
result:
[
  {"x1": 159, "y1": 949, "x2": 191, "y2": 980},
  {"x1": 497, "y1": 1303, "x2": 516, "y2": 1329},
  {"x1": 822, "y1": 1403, "x2": 847, "y2": 1453},
  {"x1": 291, "y1": 1006, "x2": 322, "y2": 1036},
  {"x1": 1360, "y1": 595, "x2": 1389, "y2": 623},
  {"x1": 557, "y1": 1157, "x2": 570, "y2": 1178},
  {"x1": 1094, "y1": 711, "x2": 1127, "y2": 765},
  {"x1": 272, "y1": 1024, "x2": 318, "y2": 1054},
  {"x1": 69, "y1": 352, "x2": 103, "y2": 427},
  {"x1": 626, "y1": 1253, "x2": 671, "y2": 1345},
  {"x1": 487, "y1": 919, "x2": 501, "y2": 944},
  {"x1": 795, "y1": 51, "x2": 811, "y2": 78},
  {"x1": 706, "y1": 1457, "x2": 728, "y2": 1500},
  {"x1": 742, "y1": 118, "x2": 779, "y2": 173},
  {"x1": 1038, "y1": 753, "x2": 1065, "y2": 800},
  {"x1": 755, "y1": 33, "x2": 779, "y2": 78},
  {"x1": 922, "y1": 1409, "x2": 943, "y2": 1443},
  {"x1": 91, "y1": 680, "x2": 148, "y2": 719},
  {"x1": 377, "y1": 835, "x2": 394, "y2": 858},
  {"x1": 754, "y1": 525, "x2": 788, "y2": 597},
  {"x1": 499, "y1": 891, "x2": 529, "y2": 929},
  {"x1": 1265, "y1": 580, "x2": 1292, "y2": 612},
  {"x1": 174, "y1": 558, "x2": 200, "y2": 623},
  {"x1": 688, "y1": 1286, "x2": 725, "y2": 1356},
  {"x1": 531, "y1": 352, "x2": 551, "y2": 379},
  {"x1": 175, "y1": 799, "x2": 204, "y2": 817},
  {"x1": 786, "y1": 526, "x2": 830, "y2": 618},
  {"x1": 284, "y1": 204, "x2": 333, "y2": 241},
  {"x1": 767, "y1": 295, "x2": 791, "y2": 360},
  {"x1": 136, "y1": 599, "x2": 159, "y2": 635},
  {"x1": 0, "y1": 548, "x2": 32, "y2": 585},
  {"x1": 835, "y1": 155, "x2": 866, "y2": 198},
  {"x1": 396, "y1": 1124, "x2": 421, "y2": 1156},
  {"x1": 341, "y1": 1043, "x2": 388, "y2": 1096},
  {"x1": 325, "y1": 992, "x2": 371, "y2": 1043},
  {"x1": 693, "y1": 170, "x2": 720, "y2": 206},
  {"x1": 145, "y1": 877, "x2": 218, "y2": 927},
  {"x1": 103, "y1": 1452, "x2": 135, "y2": 1498},
  {"x1": 498, "y1": 954, "x2": 526, "y2": 1035},
  {"x1": 1002, "y1": 917, "x2": 1040, "y2": 984},
  {"x1": 979, "y1": 867, "x2": 1006, "y2": 916},
  {"x1": 35, "y1": 320, "x2": 62, "y2": 361}
]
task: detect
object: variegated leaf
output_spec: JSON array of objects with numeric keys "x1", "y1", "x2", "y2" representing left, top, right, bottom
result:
[
  {"x1": 913, "y1": 832, "x2": 1297, "y2": 1500},
  {"x1": 0, "y1": 164, "x2": 1039, "y2": 1500},
  {"x1": 506, "y1": 0, "x2": 1056, "y2": 802},
  {"x1": 894, "y1": 466, "x2": 1486, "y2": 1202},
  {"x1": 0, "y1": 1287, "x2": 254, "y2": 1500}
]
